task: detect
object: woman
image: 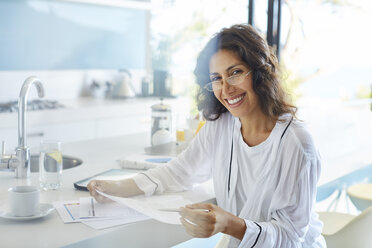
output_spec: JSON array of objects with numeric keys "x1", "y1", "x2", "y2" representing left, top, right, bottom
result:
[{"x1": 88, "y1": 24, "x2": 325, "y2": 247}]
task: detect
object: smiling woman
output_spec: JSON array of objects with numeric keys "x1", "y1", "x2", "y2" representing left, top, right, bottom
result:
[{"x1": 88, "y1": 24, "x2": 326, "y2": 248}]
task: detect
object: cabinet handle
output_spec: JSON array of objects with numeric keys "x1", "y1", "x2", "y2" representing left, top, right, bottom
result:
[{"x1": 27, "y1": 132, "x2": 44, "y2": 138}]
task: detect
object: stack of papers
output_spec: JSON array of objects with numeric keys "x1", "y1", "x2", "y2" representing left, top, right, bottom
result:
[
  {"x1": 117, "y1": 153, "x2": 175, "y2": 170},
  {"x1": 54, "y1": 180, "x2": 215, "y2": 230},
  {"x1": 53, "y1": 198, "x2": 149, "y2": 230},
  {"x1": 144, "y1": 142, "x2": 188, "y2": 156}
]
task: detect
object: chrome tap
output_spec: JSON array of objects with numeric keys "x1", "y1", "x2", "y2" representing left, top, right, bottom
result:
[{"x1": 0, "y1": 76, "x2": 45, "y2": 178}]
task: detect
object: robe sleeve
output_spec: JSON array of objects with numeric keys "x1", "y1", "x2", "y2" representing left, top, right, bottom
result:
[
  {"x1": 132, "y1": 119, "x2": 216, "y2": 195},
  {"x1": 238, "y1": 156, "x2": 322, "y2": 247}
]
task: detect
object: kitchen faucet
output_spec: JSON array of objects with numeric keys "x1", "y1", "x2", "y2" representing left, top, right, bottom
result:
[{"x1": 0, "y1": 76, "x2": 45, "y2": 178}]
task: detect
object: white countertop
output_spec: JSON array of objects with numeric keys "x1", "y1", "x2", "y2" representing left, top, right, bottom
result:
[{"x1": 0, "y1": 132, "x2": 193, "y2": 248}]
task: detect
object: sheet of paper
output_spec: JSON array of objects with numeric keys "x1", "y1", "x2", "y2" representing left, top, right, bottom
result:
[
  {"x1": 79, "y1": 197, "x2": 146, "y2": 220},
  {"x1": 97, "y1": 192, "x2": 187, "y2": 224},
  {"x1": 53, "y1": 200, "x2": 81, "y2": 223},
  {"x1": 117, "y1": 153, "x2": 175, "y2": 170},
  {"x1": 53, "y1": 198, "x2": 150, "y2": 230},
  {"x1": 97, "y1": 180, "x2": 215, "y2": 225},
  {"x1": 81, "y1": 215, "x2": 150, "y2": 230}
]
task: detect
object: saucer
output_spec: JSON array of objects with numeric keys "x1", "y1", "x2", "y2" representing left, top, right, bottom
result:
[{"x1": 0, "y1": 203, "x2": 54, "y2": 220}]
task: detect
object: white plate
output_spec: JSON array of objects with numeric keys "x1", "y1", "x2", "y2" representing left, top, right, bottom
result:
[{"x1": 0, "y1": 203, "x2": 54, "y2": 220}]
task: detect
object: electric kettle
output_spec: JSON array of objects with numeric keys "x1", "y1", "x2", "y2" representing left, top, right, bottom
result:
[{"x1": 113, "y1": 69, "x2": 136, "y2": 98}]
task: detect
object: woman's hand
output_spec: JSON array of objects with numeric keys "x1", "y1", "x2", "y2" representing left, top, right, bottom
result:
[
  {"x1": 179, "y1": 203, "x2": 246, "y2": 240},
  {"x1": 87, "y1": 180, "x2": 118, "y2": 203},
  {"x1": 87, "y1": 178, "x2": 144, "y2": 203}
]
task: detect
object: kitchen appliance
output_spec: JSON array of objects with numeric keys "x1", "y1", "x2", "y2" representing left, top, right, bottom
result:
[
  {"x1": 0, "y1": 100, "x2": 64, "y2": 113},
  {"x1": 112, "y1": 69, "x2": 136, "y2": 98},
  {"x1": 151, "y1": 100, "x2": 172, "y2": 146},
  {"x1": 153, "y1": 70, "x2": 172, "y2": 97}
]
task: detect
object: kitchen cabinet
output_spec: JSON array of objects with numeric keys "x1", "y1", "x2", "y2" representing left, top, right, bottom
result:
[
  {"x1": 0, "y1": 121, "x2": 96, "y2": 152},
  {"x1": 0, "y1": 97, "x2": 184, "y2": 152}
]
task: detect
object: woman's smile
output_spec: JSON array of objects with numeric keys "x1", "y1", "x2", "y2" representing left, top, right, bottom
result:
[{"x1": 225, "y1": 93, "x2": 246, "y2": 107}]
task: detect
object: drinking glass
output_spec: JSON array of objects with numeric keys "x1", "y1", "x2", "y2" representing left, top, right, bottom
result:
[
  {"x1": 39, "y1": 140, "x2": 62, "y2": 190},
  {"x1": 176, "y1": 113, "x2": 186, "y2": 144}
]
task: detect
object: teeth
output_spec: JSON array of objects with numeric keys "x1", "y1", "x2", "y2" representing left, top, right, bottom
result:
[{"x1": 227, "y1": 95, "x2": 244, "y2": 104}]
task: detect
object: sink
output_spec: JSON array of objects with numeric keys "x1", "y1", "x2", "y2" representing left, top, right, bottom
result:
[{"x1": 30, "y1": 154, "x2": 83, "y2": 173}]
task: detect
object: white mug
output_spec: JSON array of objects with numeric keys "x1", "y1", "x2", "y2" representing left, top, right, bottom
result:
[{"x1": 8, "y1": 186, "x2": 40, "y2": 217}]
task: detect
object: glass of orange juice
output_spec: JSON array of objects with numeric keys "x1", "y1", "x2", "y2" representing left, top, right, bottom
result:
[
  {"x1": 176, "y1": 129, "x2": 185, "y2": 143},
  {"x1": 176, "y1": 113, "x2": 187, "y2": 144}
]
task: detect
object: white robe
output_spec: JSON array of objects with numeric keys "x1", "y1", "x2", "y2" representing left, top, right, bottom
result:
[{"x1": 133, "y1": 112, "x2": 326, "y2": 247}]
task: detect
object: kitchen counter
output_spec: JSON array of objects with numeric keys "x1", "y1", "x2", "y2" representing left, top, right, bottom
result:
[
  {"x1": 0, "y1": 97, "x2": 181, "y2": 129},
  {"x1": 0, "y1": 96, "x2": 190, "y2": 153},
  {"x1": 0, "y1": 132, "x2": 194, "y2": 248}
]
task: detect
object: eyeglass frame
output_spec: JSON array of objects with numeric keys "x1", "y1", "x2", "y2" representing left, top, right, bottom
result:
[{"x1": 203, "y1": 70, "x2": 252, "y2": 92}]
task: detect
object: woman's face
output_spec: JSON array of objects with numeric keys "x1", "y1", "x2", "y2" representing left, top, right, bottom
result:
[{"x1": 209, "y1": 49, "x2": 260, "y2": 118}]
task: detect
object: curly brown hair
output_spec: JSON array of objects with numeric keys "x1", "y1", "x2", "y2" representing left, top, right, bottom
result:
[{"x1": 194, "y1": 24, "x2": 297, "y2": 121}]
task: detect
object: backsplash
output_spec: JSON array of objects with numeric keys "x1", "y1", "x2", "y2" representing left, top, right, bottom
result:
[
  {"x1": 0, "y1": 69, "x2": 146, "y2": 102},
  {"x1": 0, "y1": 0, "x2": 149, "y2": 102}
]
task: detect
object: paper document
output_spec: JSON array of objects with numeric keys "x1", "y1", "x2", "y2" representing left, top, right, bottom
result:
[
  {"x1": 98, "y1": 191, "x2": 189, "y2": 224},
  {"x1": 97, "y1": 180, "x2": 215, "y2": 225},
  {"x1": 81, "y1": 215, "x2": 149, "y2": 230},
  {"x1": 144, "y1": 141, "x2": 188, "y2": 156},
  {"x1": 79, "y1": 197, "x2": 145, "y2": 220},
  {"x1": 53, "y1": 198, "x2": 150, "y2": 229},
  {"x1": 53, "y1": 201, "x2": 81, "y2": 223}
]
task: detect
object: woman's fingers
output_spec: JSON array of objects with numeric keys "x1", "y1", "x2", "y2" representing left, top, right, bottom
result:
[
  {"x1": 180, "y1": 203, "x2": 215, "y2": 223},
  {"x1": 179, "y1": 203, "x2": 217, "y2": 237},
  {"x1": 188, "y1": 203, "x2": 214, "y2": 211},
  {"x1": 180, "y1": 217, "x2": 214, "y2": 238},
  {"x1": 179, "y1": 203, "x2": 233, "y2": 238},
  {"x1": 87, "y1": 180, "x2": 112, "y2": 203},
  {"x1": 180, "y1": 207, "x2": 214, "y2": 224},
  {"x1": 87, "y1": 180, "x2": 98, "y2": 194}
]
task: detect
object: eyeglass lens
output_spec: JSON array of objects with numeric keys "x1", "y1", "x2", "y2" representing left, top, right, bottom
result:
[{"x1": 207, "y1": 71, "x2": 251, "y2": 91}]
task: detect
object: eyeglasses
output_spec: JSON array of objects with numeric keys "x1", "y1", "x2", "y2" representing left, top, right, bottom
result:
[{"x1": 204, "y1": 71, "x2": 252, "y2": 92}]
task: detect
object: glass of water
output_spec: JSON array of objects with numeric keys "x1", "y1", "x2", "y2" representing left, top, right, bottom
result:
[{"x1": 39, "y1": 140, "x2": 63, "y2": 190}]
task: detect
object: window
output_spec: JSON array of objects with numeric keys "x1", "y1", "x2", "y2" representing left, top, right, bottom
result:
[
  {"x1": 150, "y1": 0, "x2": 248, "y2": 104},
  {"x1": 152, "y1": 0, "x2": 372, "y2": 182},
  {"x1": 278, "y1": 0, "x2": 372, "y2": 182}
]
